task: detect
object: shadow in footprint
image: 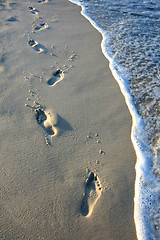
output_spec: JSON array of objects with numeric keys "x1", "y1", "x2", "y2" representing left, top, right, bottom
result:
[
  {"x1": 35, "y1": 108, "x2": 72, "y2": 137},
  {"x1": 80, "y1": 172, "x2": 102, "y2": 217},
  {"x1": 38, "y1": 0, "x2": 49, "y2": 3},
  {"x1": 6, "y1": 16, "x2": 18, "y2": 22},
  {"x1": 0, "y1": 54, "x2": 6, "y2": 64},
  {"x1": 55, "y1": 114, "x2": 72, "y2": 135},
  {"x1": 32, "y1": 22, "x2": 49, "y2": 32},
  {"x1": 47, "y1": 69, "x2": 64, "y2": 86},
  {"x1": 35, "y1": 108, "x2": 55, "y2": 135},
  {"x1": 28, "y1": 6, "x2": 39, "y2": 14},
  {"x1": 0, "y1": 2, "x2": 5, "y2": 10},
  {"x1": 28, "y1": 39, "x2": 47, "y2": 53}
]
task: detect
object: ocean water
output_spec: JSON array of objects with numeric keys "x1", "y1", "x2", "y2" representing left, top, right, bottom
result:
[{"x1": 69, "y1": 0, "x2": 160, "y2": 239}]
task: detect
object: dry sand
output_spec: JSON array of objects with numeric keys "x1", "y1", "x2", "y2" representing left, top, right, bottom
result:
[{"x1": 0, "y1": 0, "x2": 137, "y2": 239}]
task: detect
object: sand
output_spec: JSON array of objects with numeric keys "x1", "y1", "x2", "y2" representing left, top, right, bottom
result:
[{"x1": 0, "y1": 0, "x2": 137, "y2": 239}]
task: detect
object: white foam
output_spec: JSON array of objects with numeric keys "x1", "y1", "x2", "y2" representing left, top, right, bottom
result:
[{"x1": 69, "y1": 0, "x2": 160, "y2": 239}]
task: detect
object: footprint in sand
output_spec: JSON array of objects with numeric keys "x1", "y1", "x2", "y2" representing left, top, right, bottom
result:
[
  {"x1": 35, "y1": 108, "x2": 57, "y2": 136},
  {"x1": 47, "y1": 69, "x2": 64, "y2": 87},
  {"x1": 28, "y1": 6, "x2": 39, "y2": 15},
  {"x1": 38, "y1": 0, "x2": 49, "y2": 3},
  {"x1": 6, "y1": 16, "x2": 18, "y2": 22},
  {"x1": 80, "y1": 172, "x2": 102, "y2": 217},
  {"x1": 32, "y1": 21, "x2": 49, "y2": 32},
  {"x1": 28, "y1": 38, "x2": 47, "y2": 53}
]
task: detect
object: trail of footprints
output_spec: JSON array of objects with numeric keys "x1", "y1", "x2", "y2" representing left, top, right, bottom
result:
[
  {"x1": 25, "y1": 2, "x2": 103, "y2": 218},
  {"x1": 27, "y1": 5, "x2": 49, "y2": 52},
  {"x1": 24, "y1": 64, "x2": 72, "y2": 143}
]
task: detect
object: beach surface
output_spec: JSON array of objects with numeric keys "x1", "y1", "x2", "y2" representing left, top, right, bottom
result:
[{"x1": 0, "y1": 0, "x2": 137, "y2": 239}]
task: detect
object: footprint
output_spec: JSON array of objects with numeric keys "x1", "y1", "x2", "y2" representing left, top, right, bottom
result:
[
  {"x1": 80, "y1": 172, "x2": 102, "y2": 217},
  {"x1": 6, "y1": 16, "x2": 18, "y2": 22},
  {"x1": 28, "y1": 6, "x2": 39, "y2": 15},
  {"x1": 28, "y1": 38, "x2": 47, "y2": 53},
  {"x1": 0, "y1": 53, "x2": 6, "y2": 64},
  {"x1": 47, "y1": 69, "x2": 64, "y2": 87},
  {"x1": 35, "y1": 108, "x2": 57, "y2": 136},
  {"x1": 32, "y1": 21, "x2": 49, "y2": 32},
  {"x1": 38, "y1": 0, "x2": 49, "y2": 3},
  {"x1": 0, "y1": 2, "x2": 5, "y2": 9}
]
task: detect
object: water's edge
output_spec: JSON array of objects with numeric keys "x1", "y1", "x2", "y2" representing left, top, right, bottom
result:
[{"x1": 68, "y1": 1, "x2": 159, "y2": 240}]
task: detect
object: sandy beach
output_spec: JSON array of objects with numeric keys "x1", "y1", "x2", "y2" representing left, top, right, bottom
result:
[{"x1": 0, "y1": 0, "x2": 137, "y2": 239}]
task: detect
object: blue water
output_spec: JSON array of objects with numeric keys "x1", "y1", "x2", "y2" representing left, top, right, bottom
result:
[{"x1": 69, "y1": 0, "x2": 160, "y2": 239}]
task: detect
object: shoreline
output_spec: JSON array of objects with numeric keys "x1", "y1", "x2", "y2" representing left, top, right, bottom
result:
[
  {"x1": 1, "y1": 0, "x2": 137, "y2": 239},
  {"x1": 69, "y1": 1, "x2": 160, "y2": 239}
]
